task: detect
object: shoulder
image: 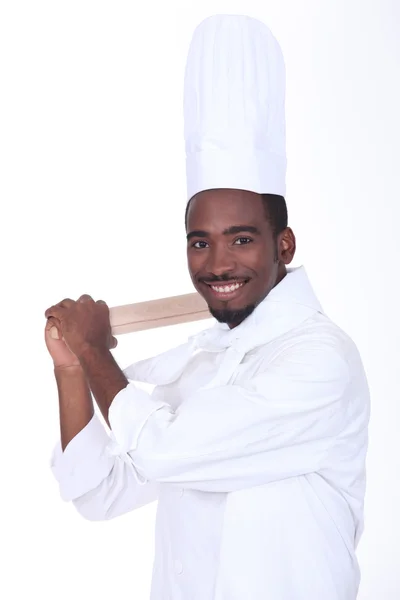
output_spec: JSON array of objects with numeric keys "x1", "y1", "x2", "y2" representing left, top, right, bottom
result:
[
  {"x1": 250, "y1": 312, "x2": 365, "y2": 384},
  {"x1": 272, "y1": 312, "x2": 360, "y2": 362}
]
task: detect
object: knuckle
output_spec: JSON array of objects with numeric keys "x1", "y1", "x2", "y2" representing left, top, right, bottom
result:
[{"x1": 61, "y1": 298, "x2": 74, "y2": 305}]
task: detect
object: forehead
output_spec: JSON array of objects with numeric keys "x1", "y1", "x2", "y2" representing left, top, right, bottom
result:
[{"x1": 187, "y1": 189, "x2": 267, "y2": 230}]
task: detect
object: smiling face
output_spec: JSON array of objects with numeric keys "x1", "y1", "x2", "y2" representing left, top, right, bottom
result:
[{"x1": 186, "y1": 189, "x2": 296, "y2": 328}]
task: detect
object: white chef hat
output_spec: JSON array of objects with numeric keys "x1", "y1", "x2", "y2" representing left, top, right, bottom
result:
[{"x1": 184, "y1": 14, "x2": 287, "y2": 202}]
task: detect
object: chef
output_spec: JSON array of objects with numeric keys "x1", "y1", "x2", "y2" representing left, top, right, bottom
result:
[{"x1": 45, "y1": 14, "x2": 370, "y2": 600}]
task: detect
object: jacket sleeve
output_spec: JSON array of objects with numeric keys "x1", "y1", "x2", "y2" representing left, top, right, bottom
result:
[
  {"x1": 50, "y1": 412, "x2": 159, "y2": 521},
  {"x1": 107, "y1": 341, "x2": 359, "y2": 493}
]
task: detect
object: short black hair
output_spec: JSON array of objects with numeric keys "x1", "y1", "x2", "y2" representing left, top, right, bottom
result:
[
  {"x1": 184, "y1": 192, "x2": 288, "y2": 237},
  {"x1": 260, "y1": 194, "x2": 288, "y2": 238}
]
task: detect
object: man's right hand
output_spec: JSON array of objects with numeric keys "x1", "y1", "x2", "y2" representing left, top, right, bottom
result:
[{"x1": 44, "y1": 318, "x2": 81, "y2": 369}]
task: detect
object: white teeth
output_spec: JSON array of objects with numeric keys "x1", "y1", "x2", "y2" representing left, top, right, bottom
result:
[{"x1": 211, "y1": 282, "x2": 244, "y2": 293}]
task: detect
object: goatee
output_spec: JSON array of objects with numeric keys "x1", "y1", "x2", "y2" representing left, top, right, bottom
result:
[{"x1": 208, "y1": 303, "x2": 256, "y2": 327}]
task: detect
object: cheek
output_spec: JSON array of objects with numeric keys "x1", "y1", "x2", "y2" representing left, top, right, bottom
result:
[
  {"x1": 245, "y1": 244, "x2": 274, "y2": 271},
  {"x1": 250, "y1": 250, "x2": 279, "y2": 286},
  {"x1": 187, "y1": 251, "x2": 202, "y2": 275}
]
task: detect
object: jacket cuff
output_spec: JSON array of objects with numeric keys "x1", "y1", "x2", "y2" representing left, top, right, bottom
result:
[{"x1": 50, "y1": 414, "x2": 115, "y2": 501}]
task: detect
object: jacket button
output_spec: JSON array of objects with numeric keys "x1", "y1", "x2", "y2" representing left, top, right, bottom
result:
[{"x1": 174, "y1": 560, "x2": 184, "y2": 575}]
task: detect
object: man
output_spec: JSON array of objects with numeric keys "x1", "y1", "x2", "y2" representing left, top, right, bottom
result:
[{"x1": 45, "y1": 15, "x2": 370, "y2": 600}]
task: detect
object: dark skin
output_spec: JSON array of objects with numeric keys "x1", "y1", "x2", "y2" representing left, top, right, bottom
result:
[
  {"x1": 44, "y1": 296, "x2": 127, "y2": 444},
  {"x1": 44, "y1": 188, "x2": 296, "y2": 445},
  {"x1": 186, "y1": 189, "x2": 296, "y2": 328}
]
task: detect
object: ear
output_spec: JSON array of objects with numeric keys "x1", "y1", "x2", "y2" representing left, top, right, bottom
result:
[{"x1": 278, "y1": 227, "x2": 296, "y2": 265}]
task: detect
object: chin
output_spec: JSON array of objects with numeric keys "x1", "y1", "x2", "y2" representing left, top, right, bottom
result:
[{"x1": 208, "y1": 303, "x2": 256, "y2": 327}]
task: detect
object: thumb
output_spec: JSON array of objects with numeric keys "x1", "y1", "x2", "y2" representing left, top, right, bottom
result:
[
  {"x1": 110, "y1": 336, "x2": 118, "y2": 349},
  {"x1": 45, "y1": 317, "x2": 62, "y2": 339}
]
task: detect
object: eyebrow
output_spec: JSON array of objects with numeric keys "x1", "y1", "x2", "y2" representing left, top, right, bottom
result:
[{"x1": 186, "y1": 225, "x2": 261, "y2": 241}]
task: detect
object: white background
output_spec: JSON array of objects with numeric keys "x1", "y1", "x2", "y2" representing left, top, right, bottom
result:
[{"x1": 1, "y1": 0, "x2": 399, "y2": 598}]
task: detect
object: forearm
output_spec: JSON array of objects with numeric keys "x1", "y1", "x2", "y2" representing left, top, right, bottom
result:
[
  {"x1": 54, "y1": 366, "x2": 94, "y2": 452},
  {"x1": 78, "y1": 345, "x2": 128, "y2": 427}
]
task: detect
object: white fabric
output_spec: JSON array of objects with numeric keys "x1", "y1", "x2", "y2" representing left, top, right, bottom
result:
[
  {"x1": 50, "y1": 266, "x2": 370, "y2": 599},
  {"x1": 184, "y1": 14, "x2": 287, "y2": 201},
  {"x1": 123, "y1": 267, "x2": 323, "y2": 388}
]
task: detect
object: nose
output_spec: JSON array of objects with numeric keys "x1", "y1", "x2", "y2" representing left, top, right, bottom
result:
[{"x1": 205, "y1": 244, "x2": 237, "y2": 277}]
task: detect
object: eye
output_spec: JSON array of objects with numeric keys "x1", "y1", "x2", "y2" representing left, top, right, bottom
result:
[
  {"x1": 234, "y1": 237, "x2": 253, "y2": 245},
  {"x1": 192, "y1": 241, "x2": 209, "y2": 249}
]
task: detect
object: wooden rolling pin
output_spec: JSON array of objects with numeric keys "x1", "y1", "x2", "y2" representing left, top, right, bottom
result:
[{"x1": 50, "y1": 292, "x2": 210, "y2": 339}]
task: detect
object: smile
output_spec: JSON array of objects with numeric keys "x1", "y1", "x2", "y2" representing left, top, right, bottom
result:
[
  {"x1": 205, "y1": 280, "x2": 248, "y2": 299},
  {"x1": 210, "y1": 282, "x2": 245, "y2": 292}
]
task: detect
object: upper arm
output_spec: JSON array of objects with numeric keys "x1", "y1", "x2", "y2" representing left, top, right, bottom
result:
[{"x1": 108, "y1": 341, "x2": 353, "y2": 492}]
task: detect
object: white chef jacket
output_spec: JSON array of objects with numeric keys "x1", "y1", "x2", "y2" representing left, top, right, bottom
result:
[{"x1": 50, "y1": 267, "x2": 370, "y2": 600}]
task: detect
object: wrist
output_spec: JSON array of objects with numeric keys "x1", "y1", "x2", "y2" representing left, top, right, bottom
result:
[
  {"x1": 54, "y1": 363, "x2": 84, "y2": 372},
  {"x1": 78, "y1": 343, "x2": 111, "y2": 364},
  {"x1": 54, "y1": 363, "x2": 85, "y2": 379}
]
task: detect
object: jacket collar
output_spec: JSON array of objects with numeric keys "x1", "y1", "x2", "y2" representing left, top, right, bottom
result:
[
  {"x1": 191, "y1": 266, "x2": 324, "y2": 352},
  {"x1": 123, "y1": 266, "x2": 324, "y2": 385}
]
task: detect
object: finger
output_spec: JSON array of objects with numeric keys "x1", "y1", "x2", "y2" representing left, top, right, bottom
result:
[
  {"x1": 45, "y1": 317, "x2": 59, "y2": 331},
  {"x1": 44, "y1": 299, "x2": 74, "y2": 318},
  {"x1": 45, "y1": 305, "x2": 65, "y2": 320},
  {"x1": 96, "y1": 299, "x2": 109, "y2": 310},
  {"x1": 110, "y1": 336, "x2": 118, "y2": 349},
  {"x1": 59, "y1": 298, "x2": 75, "y2": 307},
  {"x1": 45, "y1": 317, "x2": 63, "y2": 339},
  {"x1": 78, "y1": 294, "x2": 94, "y2": 303}
]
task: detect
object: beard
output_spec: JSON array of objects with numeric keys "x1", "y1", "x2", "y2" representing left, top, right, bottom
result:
[{"x1": 208, "y1": 303, "x2": 256, "y2": 327}]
